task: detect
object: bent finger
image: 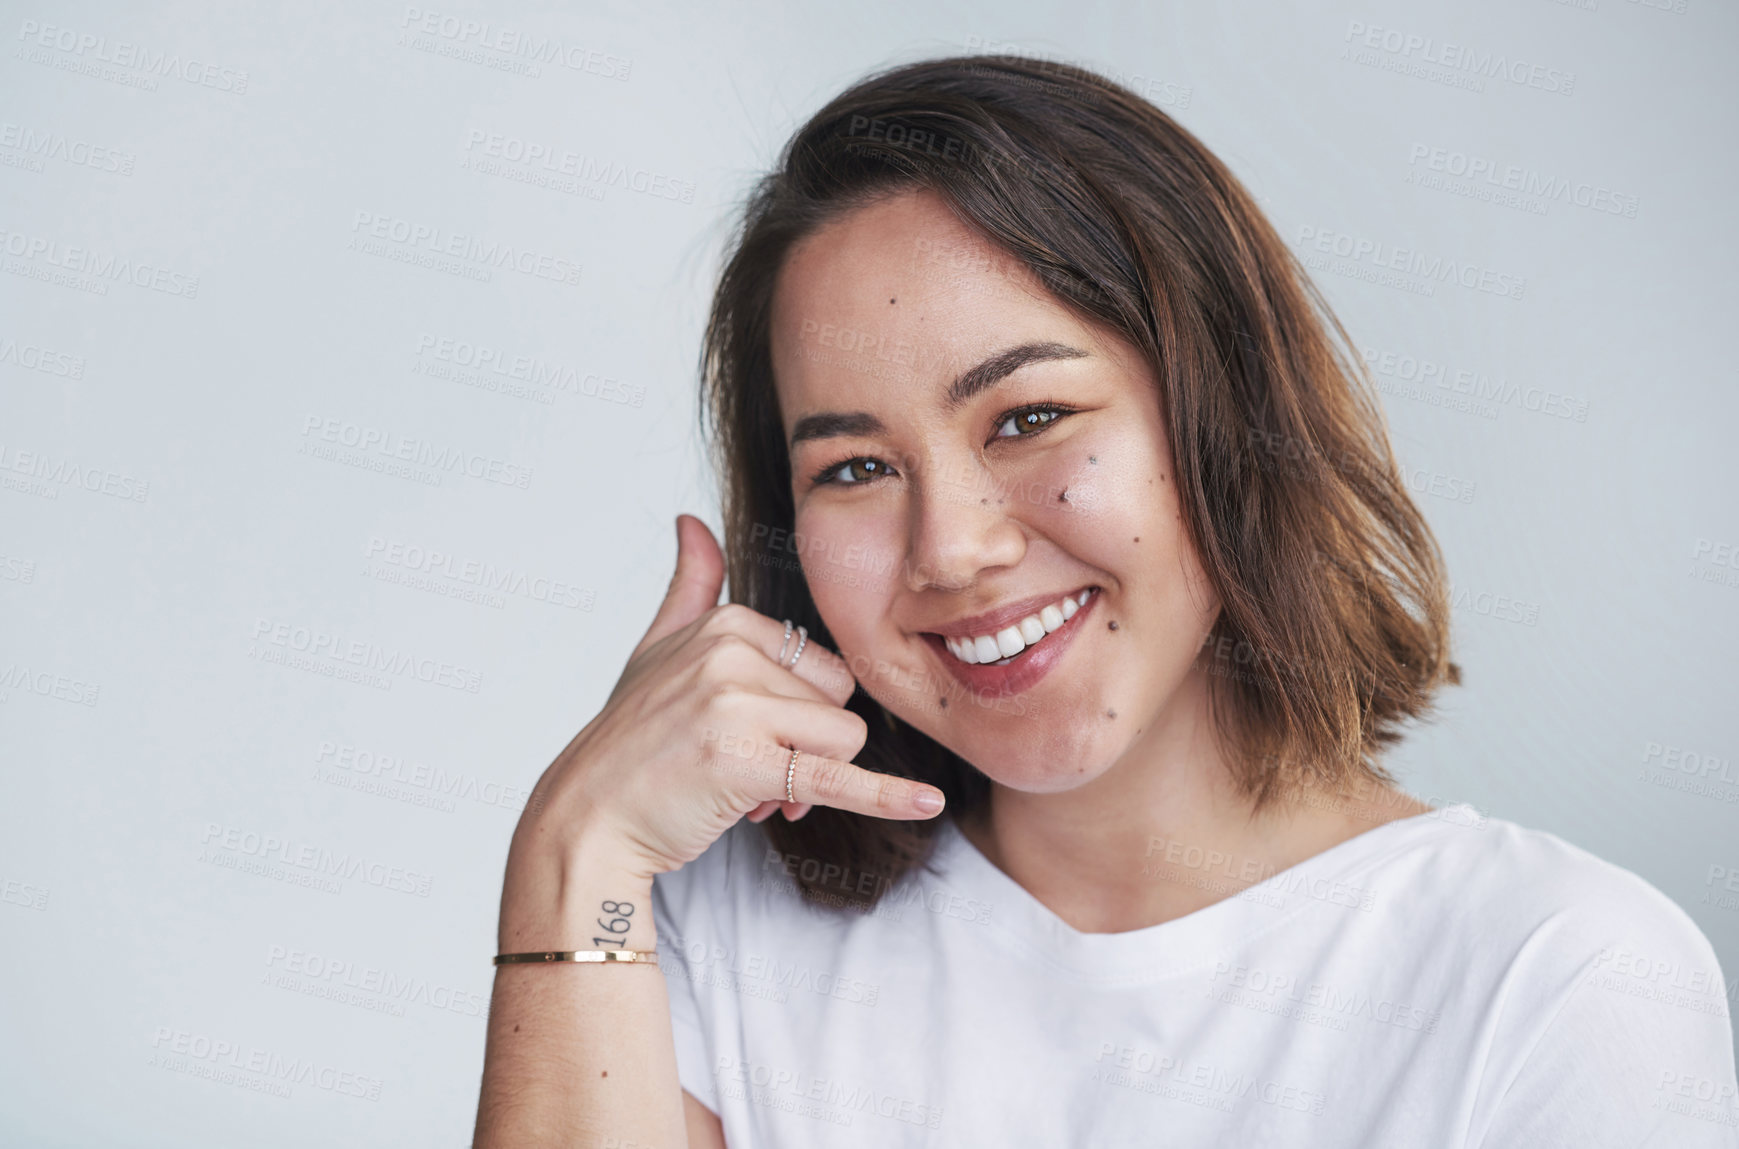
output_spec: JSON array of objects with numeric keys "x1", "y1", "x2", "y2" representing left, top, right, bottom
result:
[{"x1": 708, "y1": 605, "x2": 857, "y2": 707}]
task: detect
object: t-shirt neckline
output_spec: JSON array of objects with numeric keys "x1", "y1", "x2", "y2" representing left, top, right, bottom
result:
[{"x1": 930, "y1": 802, "x2": 1476, "y2": 984}]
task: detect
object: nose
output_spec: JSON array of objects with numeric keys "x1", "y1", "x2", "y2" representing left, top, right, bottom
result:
[{"x1": 904, "y1": 456, "x2": 1028, "y2": 593}]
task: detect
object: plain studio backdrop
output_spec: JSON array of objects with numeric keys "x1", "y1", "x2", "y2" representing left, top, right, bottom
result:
[{"x1": 2, "y1": 0, "x2": 1735, "y2": 1144}]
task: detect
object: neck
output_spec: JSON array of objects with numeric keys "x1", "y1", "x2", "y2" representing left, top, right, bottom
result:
[{"x1": 955, "y1": 668, "x2": 1431, "y2": 934}]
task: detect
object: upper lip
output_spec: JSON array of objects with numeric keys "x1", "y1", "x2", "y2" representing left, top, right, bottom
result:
[{"x1": 917, "y1": 586, "x2": 1096, "y2": 639}]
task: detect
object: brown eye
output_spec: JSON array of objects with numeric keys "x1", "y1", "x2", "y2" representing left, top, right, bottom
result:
[
  {"x1": 994, "y1": 407, "x2": 1063, "y2": 438},
  {"x1": 824, "y1": 457, "x2": 890, "y2": 485}
]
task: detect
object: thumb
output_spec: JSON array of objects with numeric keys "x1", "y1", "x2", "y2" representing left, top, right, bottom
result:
[{"x1": 632, "y1": 513, "x2": 726, "y2": 658}]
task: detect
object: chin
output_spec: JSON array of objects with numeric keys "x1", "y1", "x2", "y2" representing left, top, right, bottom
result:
[{"x1": 880, "y1": 683, "x2": 1126, "y2": 795}]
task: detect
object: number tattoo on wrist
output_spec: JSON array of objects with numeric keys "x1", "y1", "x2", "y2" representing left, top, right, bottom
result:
[{"x1": 592, "y1": 899, "x2": 634, "y2": 948}]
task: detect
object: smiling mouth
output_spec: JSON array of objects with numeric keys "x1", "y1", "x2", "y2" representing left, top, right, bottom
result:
[{"x1": 930, "y1": 587, "x2": 1098, "y2": 666}]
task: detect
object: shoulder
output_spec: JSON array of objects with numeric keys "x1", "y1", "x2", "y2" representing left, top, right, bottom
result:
[
  {"x1": 1399, "y1": 807, "x2": 1733, "y2": 1064},
  {"x1": 1423, "y1": 812, "x2": 1739, "y2": 1145},
  {"x1": 1401, "y1": 806, "x2": 1720, "y2": 971}
]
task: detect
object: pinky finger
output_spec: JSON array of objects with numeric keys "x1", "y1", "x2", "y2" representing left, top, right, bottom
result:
[
  {"x1": 746, "y1": 800, "x2": 781, "y2": 824},
  {"x1": 781, "y1": 802, "x2": 814, "y2": 821}
]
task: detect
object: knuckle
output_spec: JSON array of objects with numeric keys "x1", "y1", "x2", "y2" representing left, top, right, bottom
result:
[
  {"x1": 701, "y1": 679, "x2": 749, "y2": 715},
  {"x1": 803, "y1": 756, "x2": 846, "y2": 800},
  {"x1": 704, "y1": 602, "x2": 754, "y2": 633},
  {"x1": 698, "y1": 632, "x2": 755, "y2": 677},
  {"x1": 839, "y1": 712, "x2": 870, "y2": 755},
  {"x1": 708, "y1": 630, "x2": 754, "y2": 656}
]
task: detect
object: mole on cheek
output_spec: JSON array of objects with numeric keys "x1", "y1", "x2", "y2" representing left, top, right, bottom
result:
[
  {"x1": 939, "y1": 696, "x2": 948, "y2": 709},
  {"x1": 1108, "y1": 620, "x2": 1119, "y2": 631},
  {"x1": 1106, "y1": 709, "x2": 1117, "y2": 719}
]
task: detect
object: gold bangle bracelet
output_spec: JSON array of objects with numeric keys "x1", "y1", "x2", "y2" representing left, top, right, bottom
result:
[{"x1": 494, "y1": 948, "x2": 659, "y2": 965}]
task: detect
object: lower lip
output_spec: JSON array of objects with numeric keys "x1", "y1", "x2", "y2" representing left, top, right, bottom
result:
[{"x1": 920, "y1": 591, "x2": 1099, "y2": 698}]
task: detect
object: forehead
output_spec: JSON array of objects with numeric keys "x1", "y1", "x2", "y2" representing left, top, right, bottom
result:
[{"x1": 768, "y1": 188, "x2": 1096, "y2": 427}]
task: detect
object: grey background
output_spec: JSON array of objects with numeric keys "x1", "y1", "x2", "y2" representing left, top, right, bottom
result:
[{"x1": 1, "y1": 0, "x2": 1734, "y2": 1144}]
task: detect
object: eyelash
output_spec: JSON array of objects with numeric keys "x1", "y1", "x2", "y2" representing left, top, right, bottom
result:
[{"x1": 807, "y1": 402, "x2": 1078, "y2": 488}]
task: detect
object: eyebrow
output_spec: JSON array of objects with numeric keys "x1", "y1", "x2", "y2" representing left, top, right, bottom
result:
[{"x1": 787, "y1": 341, "x2": 1089, "y2": 448}]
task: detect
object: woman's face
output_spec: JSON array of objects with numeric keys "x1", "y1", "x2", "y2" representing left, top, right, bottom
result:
[{"x1": 769, "y1": 188, "x2": 1222, "y2": 793}]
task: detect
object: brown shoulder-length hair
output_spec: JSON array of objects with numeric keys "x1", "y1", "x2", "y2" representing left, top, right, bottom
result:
[{"x1": 699, "y1": 53, "x2": 1459, "y2": 911}]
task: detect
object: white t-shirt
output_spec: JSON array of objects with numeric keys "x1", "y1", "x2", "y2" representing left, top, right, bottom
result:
[{"x1": 651, "y1": 802, "x2": 1739, "y2": 1147}]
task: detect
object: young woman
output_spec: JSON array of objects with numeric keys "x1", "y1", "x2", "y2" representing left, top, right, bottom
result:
[{"x1": 474, "y1": 56, "x2": 1738, "y2": 1147}]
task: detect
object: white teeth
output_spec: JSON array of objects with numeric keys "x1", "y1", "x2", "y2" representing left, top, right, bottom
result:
[{"x1": 939, "y1": 588, "x2": 1096, "y2": 666}]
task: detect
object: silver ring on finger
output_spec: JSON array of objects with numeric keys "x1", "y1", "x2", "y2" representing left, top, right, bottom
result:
[
  {"x1": 786, "y1": 745, "x2": 800, "y2": 803},
  {"x1": 776, "y1": 618, "x2": 794, "y2": 665},
  {"x1": 785, "y1": 625, "x2": 808, "y2": 670}
]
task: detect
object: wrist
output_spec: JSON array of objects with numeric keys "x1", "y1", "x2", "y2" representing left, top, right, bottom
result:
[{"x1": 499, "y1": 833, "x2": 660, "y2": 954}]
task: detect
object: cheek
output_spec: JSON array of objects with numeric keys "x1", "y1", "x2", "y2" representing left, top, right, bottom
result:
[
  {"x1": 791, "y1": 503, "x2": 904, "y2": 646},
  {"x1": 1003, "y1": 426, "x2": 1178, "y2": 566}
]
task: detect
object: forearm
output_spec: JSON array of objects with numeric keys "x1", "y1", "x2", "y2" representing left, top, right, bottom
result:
[{"x1": 474, "y1": 837, "x2": 687, "y2": 1149}]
